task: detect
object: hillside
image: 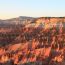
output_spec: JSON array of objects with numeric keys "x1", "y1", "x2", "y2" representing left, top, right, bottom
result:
[{"x1": 0, "y1": 17, "x2": 65, "y2": 65}]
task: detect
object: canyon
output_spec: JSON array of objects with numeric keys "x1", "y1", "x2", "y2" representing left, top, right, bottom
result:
[{"x1": 0, "y1": 17, "x2": 65, "y2": 65}]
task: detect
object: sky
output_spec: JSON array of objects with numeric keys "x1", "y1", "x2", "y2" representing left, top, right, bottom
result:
[{"x1": 0, "y1": 0, "x2": 65, "y2": 19}]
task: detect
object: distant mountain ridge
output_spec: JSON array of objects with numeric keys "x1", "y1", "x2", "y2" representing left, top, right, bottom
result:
[
  {"x1": 0, "y1": 16, "x2": 35, "y2": 25},
  {"x1": 0, "y1": 16, "x2": 65, "y2": 29}
]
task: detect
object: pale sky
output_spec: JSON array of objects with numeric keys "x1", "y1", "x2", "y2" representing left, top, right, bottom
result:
[{"x1": 0, "y1": 0, "x2": 65, "y2": 19}]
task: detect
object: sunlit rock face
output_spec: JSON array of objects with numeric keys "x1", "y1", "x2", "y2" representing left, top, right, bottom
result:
[{"x1": 0, "y1": 17, "x2": 65, "y2": 65}]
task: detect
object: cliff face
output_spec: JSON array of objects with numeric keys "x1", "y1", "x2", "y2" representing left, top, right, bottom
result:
[
  {"x1": 0, "y1": 17, "x2": 65, "y2": 65},
  {"x1": 25, "y1": 17, "x2": 65, "y2": 29}
]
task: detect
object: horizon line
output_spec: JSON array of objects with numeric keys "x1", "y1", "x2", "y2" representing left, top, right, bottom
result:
[{"x1": 0, "y1": 16, "x2": 65, "y2": 20}]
